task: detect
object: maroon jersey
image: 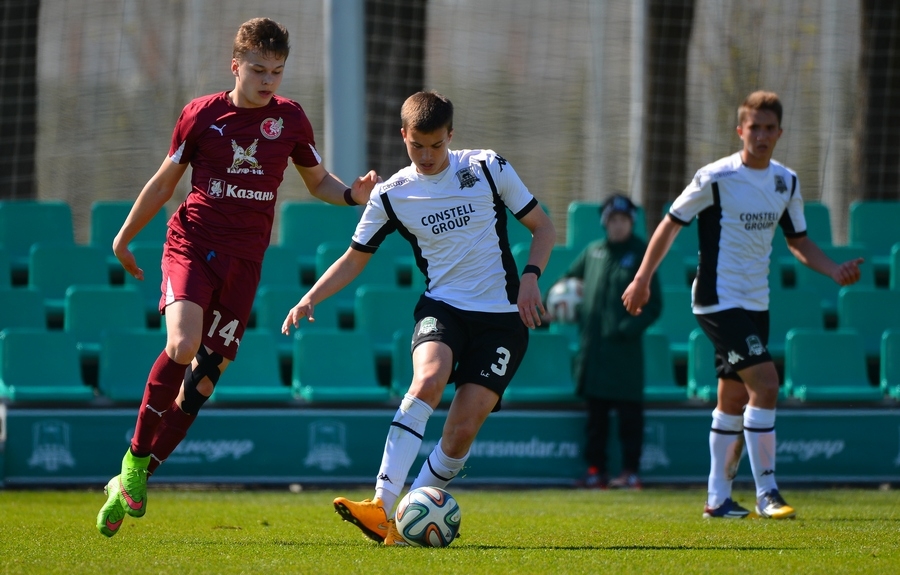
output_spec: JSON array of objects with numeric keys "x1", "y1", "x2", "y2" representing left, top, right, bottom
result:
[{"x1": 166, "y1": 91, "x2": 320, "y2": 262}]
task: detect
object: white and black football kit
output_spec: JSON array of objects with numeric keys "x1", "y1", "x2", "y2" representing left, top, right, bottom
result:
[
  {"x1": 668, "y1": 152, "x2": 807, "y2": 378},
  {"x1": 351, "y1": 149, "x2": 538, "y2": 400}
]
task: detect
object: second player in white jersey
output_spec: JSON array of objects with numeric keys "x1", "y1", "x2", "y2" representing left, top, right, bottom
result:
[{"x1": 353, "y1": 149, "x2": 537, "y2": 313}]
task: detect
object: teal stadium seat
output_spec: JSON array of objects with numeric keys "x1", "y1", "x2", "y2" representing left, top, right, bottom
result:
[
  {"x1": 0, "y1": 248, "x2": 10, "y2": 288},
  {"x1": 277, "y1": 202, "x2": 361, "y2": 285},
  {"x1": 90, "y1": 200, "x2": 168, "y2": 280},
  {"x1": 686, "y1": 328, "x2": 717, "y2": 402},
  {"x1": 210, "y1": 330, "x2": 293, "y2": 404},
  {"x1": 64, "y1": 285, "x2": 147, "y2": 358},
  {"x1": 259, "y1": 244, "x2": 302, "y2": 290},
  {"x1": 354, "y1": 285, "x2": 419, "y2": 358},
  {"x1": 502, "y1": 332, "x2": 577, "y2": 403},
  {"x1": 793, "y1": 245, "x2": 872, "y2": 319},
  {"x1": 849, "y1": 200, "x2": 900, "y2": 283},
  {"x1": 881, "y1": 330, "x2": 900, "y2": 400},
  {"x1": 124, "y1": 242, "x2": 164, "y2": 325},
  {"x1": 315, "y1": 241, "x2": 398, "y2": 320},
  {"x1": 292, "y1": 329, "x2": 390, "y2": 404},
  {"x1": 657, "y1": 247, "x2": 690, "y2": 288},
  {"x1": 767, "y1": 289, "x2": 824, "y2": 358},
  {"x1": 513, "y1": 243, "x2": 579, "y2": 300},
  {"x1": 643, "y1": 330, "x2": 686, "y2": 402},
  {"x1": 254, "y1": 285, "x2": 341, "y2": 359},
  {"x1": 505, "y1": 202, "x2": 550, "y2": 249},
  {"x1": 97, "y1": 328, "x2": 166, "y2": 401},
  {"x1": 549, "y1": 321, "x2": 580, "y2": 357},
  {"x1": 0, "y1": 200, "x2": 74, "y2": 279},
  {"x1": 0, "y1": 288, "x2": 46, "y2": 329},
  {"x1": 390, "y1": 329, "x2": 455, "y2": 404},
  {"x1": 890, "y1": 243, "x2": 900, "y2": 290},
  {"x1": 783, "y1": 328, "x2": 883, "y2": 403},
  {"x1": 663, "y1": 202, "x2": 699, "y2": 279},
  {"x1": 0, "y1": 329, "x2": 94, "y2": 403},
  {"x1": 837, "y1": 287, "x2": 900, "y2": 358},
  {"x1": 770, "y1": 201, "x2": 832, "y2": 286},
  {"x1": 566, "y1": 201, "x2": 646, "y2": 253},
  {"x1": 650, "y1": 287, "x2": 696, "y2": 360},
  {"x1": 28, "y1": 244, "x2": 109, "y2": 322}
]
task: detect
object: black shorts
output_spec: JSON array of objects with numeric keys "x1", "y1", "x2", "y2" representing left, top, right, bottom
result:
[
  {"x1": 695, "y1": 308, "x2": 771, "y2": 382},
  {"x1": 410, "y1": 295, "x2": 529, "y2": 406}
]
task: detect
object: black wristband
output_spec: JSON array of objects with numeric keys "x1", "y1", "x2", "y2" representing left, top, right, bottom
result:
[
  {"x1": 522, "y1": 264, "x2": 542, "y2": 279},
  {"x1": 343, "y1": 188, "x2": 359, "y2": 206}
]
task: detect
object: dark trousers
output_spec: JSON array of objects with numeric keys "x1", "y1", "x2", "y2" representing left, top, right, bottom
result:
[{"x1": 584, "y1": 397, "x2": 644, "y2": 475}]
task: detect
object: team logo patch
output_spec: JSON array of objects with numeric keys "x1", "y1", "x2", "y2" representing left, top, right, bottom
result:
[
  {"x1": 746, "y1": 335, "x2": 766, "y2": 356},
  {"x1": 774, "y1": 175, "x2": 788, "y2": 193},
  {"x1": 455, "y1": 166, "x2": 480, "y2": 189},
  {"x1": 260, "y1": 117, "x2": 283, "y2": 140},
  {"x1": 230, "y1": 139, "x2": 261, "y2": 171},
  {"x1": 208, "y1": 178, "x2": 225, "y2": 198},
  {"x1": 418, "y1": 317, "x2": 439, "y2": 335}
]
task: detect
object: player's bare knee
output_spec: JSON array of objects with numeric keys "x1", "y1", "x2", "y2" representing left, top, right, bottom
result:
[{"x1": 165, "y1": 339, "x2": 202, "y2": 365}]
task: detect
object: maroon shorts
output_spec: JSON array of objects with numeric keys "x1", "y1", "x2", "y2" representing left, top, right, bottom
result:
[{"x1": 160, "y1": 232, "x2": 261, "y2": 360}]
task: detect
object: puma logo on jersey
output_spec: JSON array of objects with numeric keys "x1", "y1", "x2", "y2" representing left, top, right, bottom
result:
[{"x1": 210, "y1": 124, "x2": 226, "y2": 135}]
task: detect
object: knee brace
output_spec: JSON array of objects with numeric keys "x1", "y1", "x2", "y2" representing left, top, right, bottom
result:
[{"x1": 181, "y1": 347, "x2": 224, "y2": 415}]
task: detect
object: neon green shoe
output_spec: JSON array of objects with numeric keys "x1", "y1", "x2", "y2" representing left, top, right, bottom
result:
[
  {"x1": 96, "y1": 476, "x2": 126, "y2": 537},
  {"x1": 118, "y1": 451, "x2": 150, "y2": 518}
]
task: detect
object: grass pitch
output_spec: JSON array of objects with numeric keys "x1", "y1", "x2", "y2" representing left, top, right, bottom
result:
[{"x1": 0, "y1": 486, "x2": 898, "y2": 574}]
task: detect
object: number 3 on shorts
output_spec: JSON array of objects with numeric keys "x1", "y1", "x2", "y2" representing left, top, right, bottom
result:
[
  {"x1": 208, "y1": 310, "x2": 239, "y2": 347},
  {"x1": 491, "y1": 346, "x2": 511, "y2": 376}
]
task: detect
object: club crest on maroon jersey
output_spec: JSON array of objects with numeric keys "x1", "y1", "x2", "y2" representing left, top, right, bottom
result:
[{"x1": 261, "y1": 117, "x2": 284, "y2": 140}]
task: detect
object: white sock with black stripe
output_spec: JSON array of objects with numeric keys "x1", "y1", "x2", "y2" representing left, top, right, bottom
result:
[
  {"x1": 374, "y1": 393, "x2": 433, "y2": 515},
  {"x1": 708, "y1": 409, "x2": 744, "y2": 508},
  {"x1": 410, "y1": 439, "x2": 469, "y2": 492}
]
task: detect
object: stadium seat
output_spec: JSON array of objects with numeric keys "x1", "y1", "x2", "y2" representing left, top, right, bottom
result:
[
  {"x1": 566, "y1": 201, "x2": 646, "y2": 252},
  {"x1": 657, "y1": 247, "x2": 690, "y2": 288},
  {"x1": 0, "y1": 288, "x2": 46, "y2": 329},
  {"x1": 210, "y1": 330, "x2": 293, "y2": 403},
  {"x1": 643, "y1": 330, "x2": 686, "y2": 402},
  {"x1": 793, "y1": 245, "x2": 872, "y2": 319},
  {"x1": 90, "y1": 200, "x2": 168, "y2": 280},
  {"x1": 390, "y1": 329, "x2": 455, "y2": 404},
  {"x1": 254, "y1": 286, "x2": 341, "y2": 360},
  {"x1": 848, "y1": 201, "x2": 900, "y2": 276},
  {"x1": 277, "y1": 202, "x2": 361, "y2": 285},
  {"x1": 64, "y1": 285, "x2": 147, "y2": 358},
  {"x1": 663, "y1": 202, "x2": 699, "y2": 277},
  {"x1": 124, "y1": 242, "x2": 164, "y2": 324},
  {"x1": 28, "y1": 243, "x2": 109, "y2": 322},
  {"x1": 770, "y1": 201, "x2": 833, "y2": 285},
  {"x1": 502, "y1": 332, "x2": 578, "y2": 403},
  {"x1": 292, "y1": 329, "x2": 390, "y2": 404},
  {"x1": 0, "y1": 328, "x2": 94, "y2": 403},
  {"x1": 881, "y1": 330, "x2": 900, "y2": 400},
  {"x1": 513, "y1": 243, "x2": 579, "y2": 299},
  {"x1": 783, "y1": 328, "x2": 883, "y2": 403},
  {"x1": 686, "y1": 328, "x2": 717, "y2": 402},
  {"x1": 259, "y1": 244, "x2": 302, "y2": 290},
  {"x1": 97, "y1": 328, "x2": 166, "y2": 401},
  {"x1": 506, "y1": 202, "x2": 550, "y2": 249},
  {"x1": 890, "y1": 243, "x2": 900, "y2": 290},
  {"x1": 0, "y1": 247, "x2": 10, "y2": 289},
  {"x1": 549, "y1": 320, "x2": 580, "y2": 357},
  {"x1": 315, "y1": 241, "x2": 398, "y2": 319},
  {"x1": 837, "y1": 287, "x2": 900, "y2": 358},
  {"x1": 650, "y1": 287, "x2": 696, "y2": 360},
  {"x1": 354, "y1": 285, "x2": 419, "y2": 358},
  {"x1": 0, "y1": 200, "x2": 74, "y2": 279},
  {"x1": 767, "y1": 289, "x2": 824, "y2": 358}
]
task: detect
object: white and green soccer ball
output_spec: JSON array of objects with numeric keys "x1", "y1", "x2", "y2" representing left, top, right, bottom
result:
[{"x1": 394, "y1": 486, "x2": 461, "y2": 547}]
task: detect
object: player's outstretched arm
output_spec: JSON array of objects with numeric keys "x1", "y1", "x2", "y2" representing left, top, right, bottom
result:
[
  {"x1": 296, "y1": 163, "x2": 379, "y2": 206},
  {"x1": 113, "y1": 158, "x2": 188, "y2": 280},
  {"x1": 281, "y1": 247, "x2": 372, "y2": 335},
  {"x1": 516, "y1": 205, "x2": 556, "y2": 329},
  {"x1": 786, "y1": 235, "x2": 864, "y2": 286},
  {"x1": 622, "y1": 216, "x2": 681, "y2": 316}
]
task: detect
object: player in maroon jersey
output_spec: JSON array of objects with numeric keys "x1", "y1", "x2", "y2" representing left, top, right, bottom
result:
[{"x1": 96, "y1": 17, "x2": 377, "y2": 538}]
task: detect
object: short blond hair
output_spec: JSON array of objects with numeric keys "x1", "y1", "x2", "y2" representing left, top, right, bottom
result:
[{"x1": 738, "y1": 91, "x2": 782, "y2": 126}]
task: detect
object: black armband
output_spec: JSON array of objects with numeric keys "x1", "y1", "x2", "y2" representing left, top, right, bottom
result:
[
  {"x1": 522, "y1": 264, "x2": 542, "y2": 279},
  {"x1": 344, "y1": 187, "x2": 359, "y2": 206}
]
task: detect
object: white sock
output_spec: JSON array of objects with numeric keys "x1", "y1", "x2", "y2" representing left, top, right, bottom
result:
[
  {"x1": 410, "y1": 439, "x2": 469, "y2": 492},
  {"x1": 708, "y1": 409, "x2": 744, "y2": 508},
  {"x1": 743, "y1": 405, "x2": 777, "y2": 498},
  {"x1": 374, "y1": 393, "x2": 433, "y2": 515}
]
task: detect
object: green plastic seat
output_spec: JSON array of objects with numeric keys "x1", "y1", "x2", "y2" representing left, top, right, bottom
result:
[
  {"x1": 277, "y1": 202, "x2": 361, "y2": 285},
  {"x1": 837, "y1": 287, "x2": 900, "y2": 358},
  {"x1": 97, "y1": 328, "x2": 166, "y2": 401},
  {"x1": 354, "y1": 285, "x2": 419, "y2": 359},
  {"x1": 506, "y1": 202, "x2": 550, "y2": 249},
  {"x1": 890, "y1": 243, "x2": 900, "y2": 290},
  {"x1": 767, "y1": 289, "x2": 824, "y2": 358},
  {"x1": 292, "y1": 329, "x2": 389, "y2": 404},
  {"x1": 686, "y1": 328, "x2": 717, "y2": 402},
  {"x1": 881, "y1": 330, "x2": 900, "y2": 400},
  {"x1": 0, "y1": 328, "x2": 94, "y2": 403},
  {"x1": 28, "y1": 244, "x2": 109, "y2": 322},
  {"x1": 0, "y1": 200, "x2": 74, "y2": 277},
  {"x1": 90, "y1": 200, "x2": 168, "y2": 280},
  {"x1": 663, "y1": 202, "x2": 699, "y2": 278},
  {"x1": 254, "y1": 285, "x2": 341, "y2": 360},
  {"x1": 0, "y1": 288, "x2": 46, "y2": 329},
  {"x1": 566, "y1": 201, "x2": 646, "y2": 252},
  {"x1": 783, "y1": 328, "x2": 883, "y2": 403},
  {"x1": 513, "y1": 243, "x2": 579, "y2": 300},
  {"x1": 0, "y1": 247, "x2": 10, "y2": 289},
  {"x1": 643, "y1": 330, "x2": 686, "y2": 402},
  {"x1": 503, "y1": 332, "x2": 577, "y2": 403},
  {"x1": 650, "y1": 287, "x2": 696, "y2": 360},
  {"x1": 64, "y1": 285, "x2": 147, "y2": 359},
  {"x1": 770, "y1": 201, "x2": 833, "y2": 285},
  {"x1": 315, "y1": 241, "x2": 398, "y2": 319},
  {"x1": 259, "y1": 244, "x2": 302, "y2": 290},
  {"x1": 794, "y1": 245, "x2": 872, "y2": 318},
  {"x1": 124, "y1": 242, "x2": 164, "y2": 324},
  {"x1": 210, "y1": 330, "x2": 293, "y2": 404},
  {"x1": 656, "y1": 247, "x2": 690, "y2": 289},
  {"x1": 848, "y1": 200, "x2": 900, "y2": 262}
]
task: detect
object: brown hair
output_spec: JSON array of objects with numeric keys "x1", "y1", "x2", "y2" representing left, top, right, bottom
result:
[
  {"x1": 738, "y1": 91, "x2": 782, "y2": 126},
  {"x1": 401, "y1": 90, "x2": 454, "y2": 133},
  {"x1": 233, "y1": 18, "x2": 290, "y2": 61}
]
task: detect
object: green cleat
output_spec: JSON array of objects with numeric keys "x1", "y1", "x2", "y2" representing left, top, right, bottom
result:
[
  {"x1": 118, "y1": 450, "x2": 150, "y2": 518},
  {"x1": 96, "y1": 476, "x2": 126, "y2": 537}
]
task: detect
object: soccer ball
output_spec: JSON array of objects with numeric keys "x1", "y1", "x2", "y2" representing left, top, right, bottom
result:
[
  {"x1": 394, "y1": 486, "x2": 461, "y2": 547},
  {"x1": 546, "y1": 277, "x2": 583, "y2": 323}
]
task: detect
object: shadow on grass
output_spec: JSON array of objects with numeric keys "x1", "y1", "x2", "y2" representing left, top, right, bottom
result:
[{"x1": 457, "y1": 544, "x2": 807, "y2": 551}]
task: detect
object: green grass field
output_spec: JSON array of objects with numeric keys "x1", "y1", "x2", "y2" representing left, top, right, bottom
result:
[{"x1": 1, "y1": 487, "x2": 898, "y2": 574}]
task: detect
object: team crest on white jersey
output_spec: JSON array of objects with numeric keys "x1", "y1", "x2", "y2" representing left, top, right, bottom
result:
[
  {"x1": 774, "y1": 175, "x2": 788, "y2": 193},
  {"x1": 746, "y1": 335, "x2": 766, "y2": 356},
  {"x1": 208, "y1": 178, "x2": 226, "y2": 198},
  {"x1": 418, "y1": 317, "x2": 439, "y2": 335},
  {"x1": 260, "y1": 117, "x2": 283, "y2": 140},
  {"x1": 229, "y1": 139, "x2": 263, "y2": 174},
  {"x1": 455, "y1": 166, "x2": 480, "y2": 189}
]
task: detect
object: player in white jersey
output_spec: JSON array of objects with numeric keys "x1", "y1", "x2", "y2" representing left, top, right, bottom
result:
[
  {"x1": 282, "y1": 90, "x2": 555, "y2": 544},
  {"x1": 622, "y1": 91, "x2": 863, "y2": 520}
]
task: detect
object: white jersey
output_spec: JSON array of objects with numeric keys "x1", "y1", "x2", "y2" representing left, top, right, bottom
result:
[
  {"x1": 668, "y1": 152, "x2": 807, "y2": 314},
  {"x1": 352, "y1": 149, "x2": 538, "y2": 313}
]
